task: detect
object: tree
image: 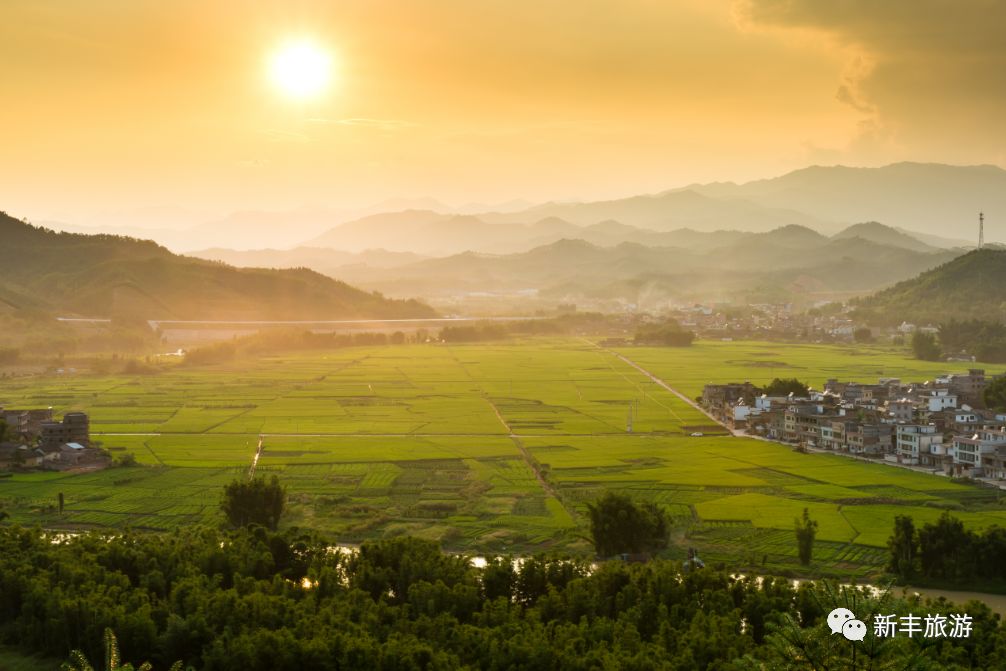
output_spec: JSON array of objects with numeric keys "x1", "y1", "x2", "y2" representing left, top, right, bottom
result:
[
  {"x1": 918, "y1": 512, "x2": 975, "y2": 582},
  {"x1": 984, "y1": 376, "x2": 1006, "y2": 411},
  {"x1": 911, "y1": 331, "x2": 942, "y2": 361},
  {"x1": 116, "y1": 453, "x2": 138, "y2": 467},
  {"x1": 762, "y1": 378, "x2": 809, "y2": 397},
  {"x1": 887, "y1": 515, "x2": 918, "y2": 579},
  {"x1": 221, "y1": 475, "x2": 286, "y2": 530},
  {"x1": 794, "y1": 508, "x2": 817, "y2": 566},
  {"x1": 586, "y1": 491, "x2": 669, "y2": 557},
  {"x1": 853, "y1": 327, "x2": 873, "y2": 343}
]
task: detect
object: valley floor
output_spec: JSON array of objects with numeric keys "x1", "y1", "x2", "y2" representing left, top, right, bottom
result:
[{"x1": 2, "y1": 338, "x2": 1004, "y2": 579}]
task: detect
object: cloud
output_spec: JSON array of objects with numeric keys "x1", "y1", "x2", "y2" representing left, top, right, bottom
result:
[
  {"x1": 306, "y1": 117, "x2": 417, "y2": 131},
  {"x1": 736, "y1": 0, "x2": 1006, "y2": 162}
]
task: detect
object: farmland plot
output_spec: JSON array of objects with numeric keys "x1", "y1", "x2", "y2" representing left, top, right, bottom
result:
[{"x1": 2, "y1": 339, "x2": 1005, "y2": 574}]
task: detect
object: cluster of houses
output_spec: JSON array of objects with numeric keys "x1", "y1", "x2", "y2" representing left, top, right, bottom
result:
[
  {"x1": 702, "y1": 369, "x2": 1006, "y2": 479},
  {"x1": 0, "y1": 407, "x2": 101, "y2": 470},
  {"x1": 665, "y1": 303, "x2": 941, "y2": 345}
]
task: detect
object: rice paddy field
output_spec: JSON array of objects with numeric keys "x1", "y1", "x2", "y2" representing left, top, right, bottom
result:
[{"x1": 2, "y1": 338, "x2": 1005, "y2": 577}]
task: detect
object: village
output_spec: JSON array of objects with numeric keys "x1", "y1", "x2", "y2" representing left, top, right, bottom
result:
[
  {"x1": 702, "y1": 368, "x2": 1006, "y2": 480},
  {"x1": 0, "y1": 407, "x2": 104, "y2": 471}
]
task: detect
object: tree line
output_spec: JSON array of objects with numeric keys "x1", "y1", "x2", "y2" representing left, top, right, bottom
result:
[
  {"x1": 183, "y1": 330, "x2": 412, "y2": 365},
  {"x1": 888, "y1": 511, "x2": 1006, "y2": 587},
  {"x1": 439, "y1": 313, "x2": 623, "y2": 343},
  {"x1": 911, "y1": 319, "x2": 1006, "y2": 363},
  {"x1": 633, "y1": 321, "x2": 695, "y2": 347},
  {"x1": 2, "y1": 523, "x2": 1004, "y2": 670}
]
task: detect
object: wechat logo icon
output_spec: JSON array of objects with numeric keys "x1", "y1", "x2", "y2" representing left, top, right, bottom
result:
[{"x1": 828, "y1": 607, "x2": 867, "y2": 642}]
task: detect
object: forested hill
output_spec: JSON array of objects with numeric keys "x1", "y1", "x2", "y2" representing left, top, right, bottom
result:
[
  {"x1": 0, "y1": 212, "x2": 435, "y2": 320},
  {"x1": 852, "y1": 248, "x2": 1006, "y2": 325}
]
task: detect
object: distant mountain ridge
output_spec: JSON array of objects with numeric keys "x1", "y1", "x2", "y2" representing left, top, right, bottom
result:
[
  {"x1": 832, "y1": 222, "x2": 940, "y2": 253},
  {"x1": 37, "y1": 162, "x2": 998, "y2": 254},
  {"x1": 303, "y1": 223, "x2": 961, "y2": 308},
  {"x1": 681, "y1": 162, "x2": 1001, "y2": 242},
  {"x1": 190, "y1": 247, "x2": 428, "y2": 275},
  {"x1": 298, "y1": 162, "x2": 994, "y2": 256},
  {"x1": 0, "y1": 211, "x2": 434, "y2": 320}
]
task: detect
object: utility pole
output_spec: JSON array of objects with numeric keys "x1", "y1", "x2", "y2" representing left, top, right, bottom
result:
[{"x1": 979, "y1": 211, "x2": 985, "y2": 249}]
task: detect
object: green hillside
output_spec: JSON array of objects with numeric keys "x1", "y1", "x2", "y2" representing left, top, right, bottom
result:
[
  {"x1": 0, "y1": 211, "x2": 435, "y2": 320},
  {"x1": 852, "y1": 248, "x2": 1006, "y2": 324}
]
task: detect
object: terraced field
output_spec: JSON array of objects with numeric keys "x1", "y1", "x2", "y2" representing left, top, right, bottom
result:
[{"x1": 2, "y1": 338, "x2": 1005, "y2": 576}]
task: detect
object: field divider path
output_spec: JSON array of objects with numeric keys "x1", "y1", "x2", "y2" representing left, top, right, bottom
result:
[
  {"x1": 595, "y1": 345, "x2": 736, "y2": 436},
  {"x1": 595, "y1": 351, "x2": 686, "y2": 424},
  {"x1": 484, "y1": 393, "x2": 581, "y2": 524},
  {"x1": 446, "y1": 345, "x2": 581, "y2": 524},
  {"x1": 143, "y1": 440, "x2": 166, "y2": 466},
  {"x1": 201, "y1": 405, "x2": 260, "y2": 434},
  {"x1": 837, "y1": 505, "x2": 862, "y2": 545}
]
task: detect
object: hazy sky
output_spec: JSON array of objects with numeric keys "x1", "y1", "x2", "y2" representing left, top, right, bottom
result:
[{"x1": 3, "y1": 0, "x2": 1004, "y2": 225}]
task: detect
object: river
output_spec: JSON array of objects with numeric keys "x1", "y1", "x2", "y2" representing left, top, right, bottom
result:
[
  {"x1": 904, "y1": 585, "x2": 1006, "y2": 616},
  {"x1": 45, "y1": 534, "x2": 1006, "y2": 615}
]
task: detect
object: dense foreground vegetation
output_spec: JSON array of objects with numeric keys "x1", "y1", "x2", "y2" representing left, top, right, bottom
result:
[{"x1": 1, "y1": 525, "x2": 1005, "y2": 670}]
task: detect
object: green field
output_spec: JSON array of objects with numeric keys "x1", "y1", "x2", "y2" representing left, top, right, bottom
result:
[
  {"x1": 2, "y1": 338, "x2": 1005, "y2": 576},
  {"x1": 615, "y1": 340, "x2": 983, "y2": 399},
  {"x1": 0, "y1": 646, "x2": 59, "y2": 671}
]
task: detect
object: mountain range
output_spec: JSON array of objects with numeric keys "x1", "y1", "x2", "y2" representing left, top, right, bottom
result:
[
  {"x1": 40, "y1": 163, "x2": 995, "y2": 254},
  {"x1": 296, "y1": 162, "x2": 991, "y2": 255},
  {"x1": 197, "y1": 222, "x2": 956, "y2": 310},
  {"x1": 682, "y1": 162, "x2": 1000, "y2": 242},
  {"x1": 0, "y1": 212, "x2": 434, "y2": 321},
  {"x1": 13, "y1": 161, "x2": 999, "y2": 318}
]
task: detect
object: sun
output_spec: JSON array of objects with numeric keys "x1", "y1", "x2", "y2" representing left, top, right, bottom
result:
[{"x1": 268, "y1": 39, "x2": 332, "y2": 100}]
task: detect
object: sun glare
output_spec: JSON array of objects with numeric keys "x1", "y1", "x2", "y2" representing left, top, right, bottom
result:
[{"x1": 268, "y1": 39, "x2": 332, "y2": 100}]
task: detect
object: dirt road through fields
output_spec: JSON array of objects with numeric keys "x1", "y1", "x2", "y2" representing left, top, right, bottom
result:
[{"x1": 604, "y1": 350, "x2": 736, "y2": 435}]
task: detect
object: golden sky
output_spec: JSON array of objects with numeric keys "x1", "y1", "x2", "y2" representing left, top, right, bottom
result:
[{"x1": 2, "y1": 0, "x2": 1004, "y2": 225}]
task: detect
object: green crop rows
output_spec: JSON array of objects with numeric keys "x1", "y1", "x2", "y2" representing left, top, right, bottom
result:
[{"x1": 2, "y1": 338, "x2": 1005, "y2": 576}]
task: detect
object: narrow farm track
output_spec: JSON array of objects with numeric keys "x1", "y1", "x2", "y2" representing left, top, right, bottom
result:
[
  {"x1": 142, "y1": 440, "x2": 165, "y2": 466},
  {"x1": 597, "y1": 351, "x2": 686, "y2": 424},
  {"x1": 603, "y1": 349, "x2": 735, "y2": 435},
  {"x1": 446, "y1": 344, "x2": 580, "y2": 522},
  {"x1": 484, "y1": 393, "x2": 580, "y2": 523}
]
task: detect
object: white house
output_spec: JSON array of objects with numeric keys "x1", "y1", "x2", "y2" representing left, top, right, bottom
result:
[
  {"x1": 952, "y1": 429, "x2": 1006, "y2": 476},
  {"x1": 919, "y1": 389, "x2": 957, "y2": 412},
  {"x1": 896, "y1": 424, "x2": 945, "y2": 466}
]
